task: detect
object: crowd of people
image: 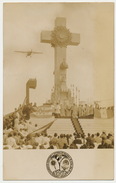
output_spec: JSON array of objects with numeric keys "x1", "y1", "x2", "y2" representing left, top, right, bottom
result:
[
  {"x1": 3, "y1": 103, "x2": 114, "y2": 150},
  {"x1": 3, "y1": 119, "x2": 114, "y2": 150},
  {"x1": 3, "y1": 129, "x2": 114, "y2": 150},
  {"x1": 37, "y1": 103, "x2": 94, "y2": 118}
]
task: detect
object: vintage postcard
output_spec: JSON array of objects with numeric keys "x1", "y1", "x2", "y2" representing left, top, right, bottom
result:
[{"x1": 3, "y1": 2, "x2": 114, "y2": 180}]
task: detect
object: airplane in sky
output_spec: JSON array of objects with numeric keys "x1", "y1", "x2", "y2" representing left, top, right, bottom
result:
[{"x1": 14, "y1": 49, "x2": 43, "y2": 57}]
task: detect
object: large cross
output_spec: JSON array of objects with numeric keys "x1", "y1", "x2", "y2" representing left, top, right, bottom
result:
[{"x1": 41, "y1": 17, "x2": 80, "y2": 104}]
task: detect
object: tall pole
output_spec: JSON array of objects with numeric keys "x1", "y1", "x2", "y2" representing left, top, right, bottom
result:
[
  {"x1": 73, "y1": 84, "x2": 74, "y2": 103},
  {"x1": 78, "y1": 89, "x2": 80, "y2": 105},
  {"x1": 26, "y1": 79, "x2": 37, "y2": 105},
  {"x1": 76, "y1": 87, "x2": 78, "y2": 106}
]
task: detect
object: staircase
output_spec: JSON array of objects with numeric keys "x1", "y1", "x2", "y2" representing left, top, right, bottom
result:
[
  {"x1": 28, "y1": 114, "x2": 113, "y2": 137},
  {"x1": 71, "y1": 118, "x2": 84, "y2": 135},
  {"x1": 30, "y1": 114, "x2": 54, "y2": 127},
  {"x1": 79, "y1": 118, "x2": 114, "y2": 135},
  {"x1": 30, "y1": 115, "x2": 76, "y2": 136},
  {"x1": 47, "y1": 118, "x2": 75, "y2": 136}
]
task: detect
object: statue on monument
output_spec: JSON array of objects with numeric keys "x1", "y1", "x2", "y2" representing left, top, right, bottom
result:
[{"x1": 60, "y1": 58, "x2": 68, "y2": 92}]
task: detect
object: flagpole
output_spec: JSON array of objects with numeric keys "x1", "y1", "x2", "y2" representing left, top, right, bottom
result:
[
  {"x1": 78, "y1": 89, "x2": 80, "y2": 105},
  {"x1": 76, "y1": 87, "x2": 77, "y2": 106}
]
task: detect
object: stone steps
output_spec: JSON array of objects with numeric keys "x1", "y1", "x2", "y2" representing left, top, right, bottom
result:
[
  {"x1": 47, "y1": 118, "x2": 75, "y2": 136},
  {"x1": 29, "y1": 116, "x2": 75, "y2": 136},
  {"x1": 71, "y1": 118, "x2": 84, "y2": 135},
  {"x1": 79, "y1": 118, "x2": 114, "y2": 135},
  {"x1": 29, "y1": 115, "x2": 113, "y2": 137}
]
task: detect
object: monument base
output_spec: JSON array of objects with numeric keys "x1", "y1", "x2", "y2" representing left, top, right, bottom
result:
[{"x1": 51, "y1": 89, "x2": 74, "y2": 106}]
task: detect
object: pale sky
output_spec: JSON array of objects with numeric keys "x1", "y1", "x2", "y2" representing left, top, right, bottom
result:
[{"x1": 3, "y1": 3, "x2": 114, "y2": 114}]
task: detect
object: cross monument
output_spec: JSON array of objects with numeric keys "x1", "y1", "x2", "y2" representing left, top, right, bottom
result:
[{"x1": 41, "y1": 17, "x2": 80, "y2": 105}]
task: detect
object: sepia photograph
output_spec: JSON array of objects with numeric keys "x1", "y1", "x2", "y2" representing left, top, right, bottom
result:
[{"x1": 3, "y1": 2, "x2": 114, "y2": 180}]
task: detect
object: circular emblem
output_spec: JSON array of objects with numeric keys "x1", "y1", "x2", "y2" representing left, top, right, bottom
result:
[
  {"x1": 46, "y1": 151, "x2": 73, "y2": 178},
  {"x1": 51, "y1": 26, "x2": 72, "y2": 47}
]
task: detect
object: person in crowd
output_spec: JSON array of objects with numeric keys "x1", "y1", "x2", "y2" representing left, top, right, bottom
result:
[
  {"x1": 89, "y1": 105, "x2": 94, "y2": 115},
  {"x1": 94, "y1": 132, "x2": 102, "y2": 144},
  {"x1": 100, "y1": 131, "x2": 107, "y2": 140},
  {"x1": 65, "y1": 105, "x2": 71, "y2": 117},
  {"x1": 14, "y1": 116, "x2": 19, "y2": 130},
  {"x1": 14, "y1": 108, "x2": 20, "y2": 119},
  {"x1": 78, "y1": 105, "x2": 83, "y2": 117},
  {"x1": 13, "y1": 131, "x2": 19, "y2": 145},
  {"x1": 73, "y1": 134, "x2": 82, "y2": 149},
  {"x1": 50, "y1": 133, "x2": 59, "y2": 148},
  {"x1": 57, "y1": 134, "x2": 67, "y2": 149},
  {"x1": 6, "y1": 133, "x2": 18, "y2": 149},
  {"x1": 60, "y1": 104, "x2": 66, "y2": 117},
  {"x1": 109, "y1": 133, "x2": 114, "y2": 145},
  {"x1": 91, "y1": 134, "x2": 95, "y2": 144},
  {"x1": 69, "y1": 141, "x2": 78, "y2": 149},
  {"x1": 54, "y1": 103, "x2": 61, "y2": 118},
  {"x1": 71, "y1": 103, "x2": 78, "y2": 118},
  {"x1": 3, "y1": 131, "x2": 8, "y2": 145},
  {"x1": 86, "y1": 133, "x2": 92, "y2": 146},
  {"x1": 35, "y1": 133, "x2": 41, "y2": 148},
  {"x1": 32, "y1": 103, "x2": 38, "y2": 112},
  {"x1": 81, "y1": 134, "x2": 86, "y2": 145},
  {"x1": 22, "y1": 104, "x2": 32, "y2": 120},
  {"x1": 48, "y1": 141, "x2": 56, "y2": 149},
  {"x1": 80, "y1": 144, "x2": 88, "y2": 149},
  {"x1": 42, "y1": 133, "x2": 50, "y2": 149},
  {"x1": 97, "y1": 137, "x2": 106, "y2": 149},
  {"x1": 104, "y1": 135, "x2": 112, "y2": 147}
]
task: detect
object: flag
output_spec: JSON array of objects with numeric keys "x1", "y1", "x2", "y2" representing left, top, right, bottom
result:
[
  {"x1": 27, "y1": 120, "x2": 55, "y2": 137},
  {"x1": 94, "y1": 107, "x2": 114, "y2": 119}
]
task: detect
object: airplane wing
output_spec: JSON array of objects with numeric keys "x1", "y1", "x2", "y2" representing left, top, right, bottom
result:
[
  {"x1": 14, "y1": 51, "x2": 28, "y2": 53},
  {"x1": 32, "y1": 51, "x2": 43, "y2": 54}
]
